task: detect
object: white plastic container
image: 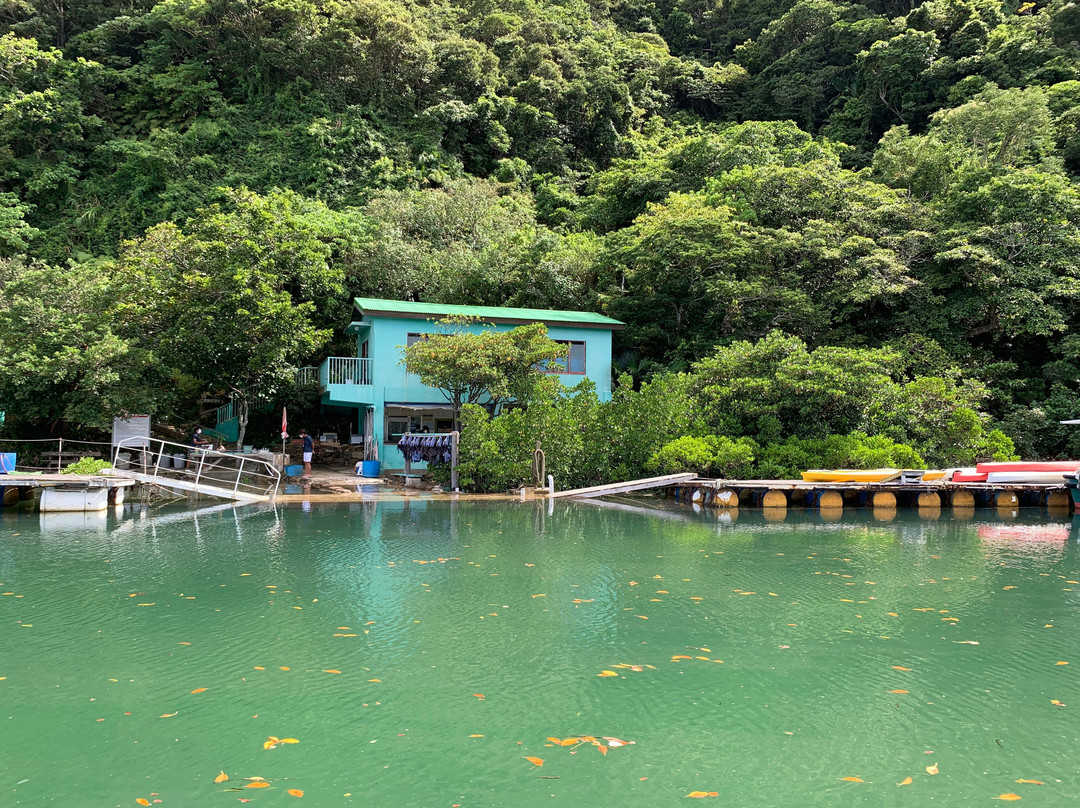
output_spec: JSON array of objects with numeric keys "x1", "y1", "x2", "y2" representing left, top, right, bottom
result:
[{"x1": 173, "y1": 453, "x2": 186, "y2": 469}]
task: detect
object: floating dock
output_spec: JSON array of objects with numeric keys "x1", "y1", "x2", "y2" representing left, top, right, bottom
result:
[
  {"x1": 663, "y1": 477, "x2": 1071, "y2": 512},
  {"x1": 0, "y1": 474, "x2": 137, "y2": 511}
]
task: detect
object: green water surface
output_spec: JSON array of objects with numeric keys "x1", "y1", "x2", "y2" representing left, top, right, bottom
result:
[{"x1": 1, "y1": 498, "x2": 1079, "y2": 807}]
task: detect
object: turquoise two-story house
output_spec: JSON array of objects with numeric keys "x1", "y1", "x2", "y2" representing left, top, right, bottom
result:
[{"x1": 311, "y1": 298, "x2": 624, "y2": 468}]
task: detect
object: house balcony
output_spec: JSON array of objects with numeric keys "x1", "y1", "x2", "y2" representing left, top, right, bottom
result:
[{"x1": 315, "y1": 357, "x2": 374, "y2": 405}]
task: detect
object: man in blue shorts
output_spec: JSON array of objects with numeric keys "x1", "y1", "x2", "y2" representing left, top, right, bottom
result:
[{"x1": 299, "y1": 429, "x2": 314, "y2": 478}]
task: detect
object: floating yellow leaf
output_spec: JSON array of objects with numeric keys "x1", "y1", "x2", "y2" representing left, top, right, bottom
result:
[
  {"x1": 263, "y1": 740, "x2": 277, "y2": 750},
  {"x1": 597, "y1": 744, "x2": 608, "y2": 756},
  {"x1": 369, "y1": 679, "x2": 382, "y2": 683},
  {"x1": 994, "y1": 794, "x2": 1022, "y2": 801},
  {"x1": 1056, "y1": 661, "x2": 1069, "y2": 665},
  {"x1": 840, "y1": 777, "x2": 864, "y2": 782},
  {"x1": 892, "y1": 666, "x2": 912, "y2": 671},
  {"x1": 287, "y1": 789, "x2": 304, "y2": 797},
  {"x1": 671, "y1": 655, "x2": 692, "y2": 660},
  {"x1": 926, "y1": 763, "x2": 939, "y2": 775},
  {"x1": 279, "y1": 667, "x2": 290, "y2": 671},
  {"x1": 898, "y1": 777, "x2": 912, "y2": 786},
  {"x1": 1051, "y1": 699, "x2": 1065, "y2": 706},
  {"x1": 136, "y1": 799, "x2": 150, "y2": 806},
  {"x1": 560, "y1": 738, "x2": 579, "y2": 746},
  {"x1": 280, "y1": 738, "x2": 299, "y2": 744},
  {"x1": 245, "y1": 781, "x2": 270, "y2": 788},
  {"x1": 685, "y1": 791, "x2": 719, "y2": 798},
  {"x1": 598, "y1": 671, "x2": 618, "y2": 677},
  {"x1": 636, "y1": 615, "x2": 648, "y2": 619},
  {"x1": 1015, "y1": 780, "x2": 1044, "y2": 785},
  {"x1": 469, "y1": 734, "x2": 484, "y2": 738},
  {"x1": 215, "y1": 771, "x2": 229, "y2": 783},
  {"x1": 190, "y1": 687, "x2": 208, "y2": 694},
  {"x1": 889, "y1": 690, "x2": 909, "y2": 694},
  {"x1": 524, "y1": 756, "x2": 544, "y2": 767},
  {"x1": 253, "y1": 666, "x2": 265, "y2": 670},
  {"x1": 159, "y1": 712, "x2": 178, "y2": 718},
  {"x1": 546, "y1": 737, "x2": 561, "y2": 744},
  {"x1": 323, "y1": 670, "x2": 341, "y2": 674}
]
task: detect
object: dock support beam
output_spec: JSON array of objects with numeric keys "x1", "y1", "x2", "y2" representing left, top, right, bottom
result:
[
  {"x1": 916, "y1": 492, "x2": 941, "y2": 508},
  {"x1": 762, "y1": 490, "x2": 787, "y2": 508},
  {"x1": 817, "y1": 490, "x2": 843, "y2": 510},
  {"x1": 1046, "y1": 491, "x2": 1070, "y2": 509},
  {"x1": 713, "y1": 489, "x2": 738, "y2": 508},
  {"x1": 995, "y1": 490, "x2": 1019, "y2": 508},
  {"x1": 872, "y1": 491, "x2": 896, "y2": 508},
  {"x1": 951, "y1": 490, "x2": 975, "y2": 508}
]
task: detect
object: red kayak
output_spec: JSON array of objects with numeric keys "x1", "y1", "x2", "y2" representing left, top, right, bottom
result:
[
  {"x1": 976, "y1": 461, "x2": 1080, "y2": 473},
  {"x1": 952, "y1": 472, "x2": 988, "y2": 482}
]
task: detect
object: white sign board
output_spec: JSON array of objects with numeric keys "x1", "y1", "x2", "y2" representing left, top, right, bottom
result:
[{"x1": 112, "y1": 415, "x2": 151, "y2": 448}]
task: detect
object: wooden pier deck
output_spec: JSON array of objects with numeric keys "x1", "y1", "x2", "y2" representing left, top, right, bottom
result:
[{"x1": 0, "y1": 474, "x2": 137, "y2": 490}]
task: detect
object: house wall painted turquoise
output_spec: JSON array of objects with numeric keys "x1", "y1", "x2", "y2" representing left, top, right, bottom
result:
[{"x1": 315, "y1": 298, "x2": 624, "y2": 469}]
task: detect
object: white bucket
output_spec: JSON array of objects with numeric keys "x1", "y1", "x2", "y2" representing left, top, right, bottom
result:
[{"x1": 115, "y1": 452, "x2": 131, "y2": 470}]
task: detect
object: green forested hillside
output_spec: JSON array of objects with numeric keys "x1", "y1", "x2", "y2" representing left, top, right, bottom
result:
[{"x1": 3, "y1": 0, "x2": 1080, "y2": 460}]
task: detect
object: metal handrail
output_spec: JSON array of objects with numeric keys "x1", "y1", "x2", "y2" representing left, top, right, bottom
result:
[{"x1": 114, "y1": 436, "x2": 281, "y2": 500}]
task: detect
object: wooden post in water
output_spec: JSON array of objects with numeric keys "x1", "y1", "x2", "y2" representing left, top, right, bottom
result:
[{"x1": 451, "y1": 431, "x2": 459, "y2": 492}]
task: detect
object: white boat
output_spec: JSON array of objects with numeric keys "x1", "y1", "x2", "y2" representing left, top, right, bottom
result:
[{"x1": 984, "y1": 471, "x2": 1071, "y2": 484}]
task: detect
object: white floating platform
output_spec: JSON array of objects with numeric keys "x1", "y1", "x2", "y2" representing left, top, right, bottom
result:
[{"x1": 40, "y1": 487, "x2": 110, "y2": 512}]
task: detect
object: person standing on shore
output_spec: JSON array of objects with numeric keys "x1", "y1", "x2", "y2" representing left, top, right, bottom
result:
[{"x1": 299, "y1": 429, "x2": 314, "y2": 478}]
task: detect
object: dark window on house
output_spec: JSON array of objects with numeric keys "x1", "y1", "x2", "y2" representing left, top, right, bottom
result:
[
  {"x1": 543, "y1": 340, "x2": 586, "y2": 374},
  {"x1": 406, "y1": 333, "x2": 430, "y2": 347}
]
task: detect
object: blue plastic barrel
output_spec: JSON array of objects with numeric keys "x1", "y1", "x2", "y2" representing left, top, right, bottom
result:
[{"x1": 361, "y1": 460, "x2": 381, "y2": 477}]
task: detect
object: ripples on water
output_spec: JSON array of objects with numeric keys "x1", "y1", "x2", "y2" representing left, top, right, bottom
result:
[{"x1": 1, "y1": 498, "x2": 1079, "y2": 806}]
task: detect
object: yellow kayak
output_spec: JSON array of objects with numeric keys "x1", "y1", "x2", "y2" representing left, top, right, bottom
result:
[
  {"x1": 802, "y1": 469, "x2": 900, "y2": 482},
  {"x1": 802, "y1": 469, "x2": 945, "y2": 482}
]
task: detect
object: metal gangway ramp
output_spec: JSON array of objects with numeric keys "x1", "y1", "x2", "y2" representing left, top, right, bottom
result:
[
  {"x1": 549, "y1": 473, "x2": 698, "y2": 499},
  {"x1": 110, "y1": 437, "x2": 280, "y2": 502}
]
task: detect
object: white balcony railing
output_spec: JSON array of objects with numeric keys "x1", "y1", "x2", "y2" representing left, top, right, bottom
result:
[
  {"x1": 295, "y1": 366, "x2": 319, "y2": 386},
  {"x1": 321, "y1": 357, "x2": 372, "y2": 386}
]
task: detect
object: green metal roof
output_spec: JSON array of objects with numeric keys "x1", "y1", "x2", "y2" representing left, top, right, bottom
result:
[{"x1": 352, "y1": 298, "x2": 624, "y2": 329}]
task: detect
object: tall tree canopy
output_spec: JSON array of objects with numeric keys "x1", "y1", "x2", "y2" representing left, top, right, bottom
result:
[{"x1": 1, "y1": 0, "x2": 1080, "y2": 459}]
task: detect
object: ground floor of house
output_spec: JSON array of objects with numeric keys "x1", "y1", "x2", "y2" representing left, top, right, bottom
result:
[{"x1": 321, "y1": 398, "x2": 458, "y2": 471}]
